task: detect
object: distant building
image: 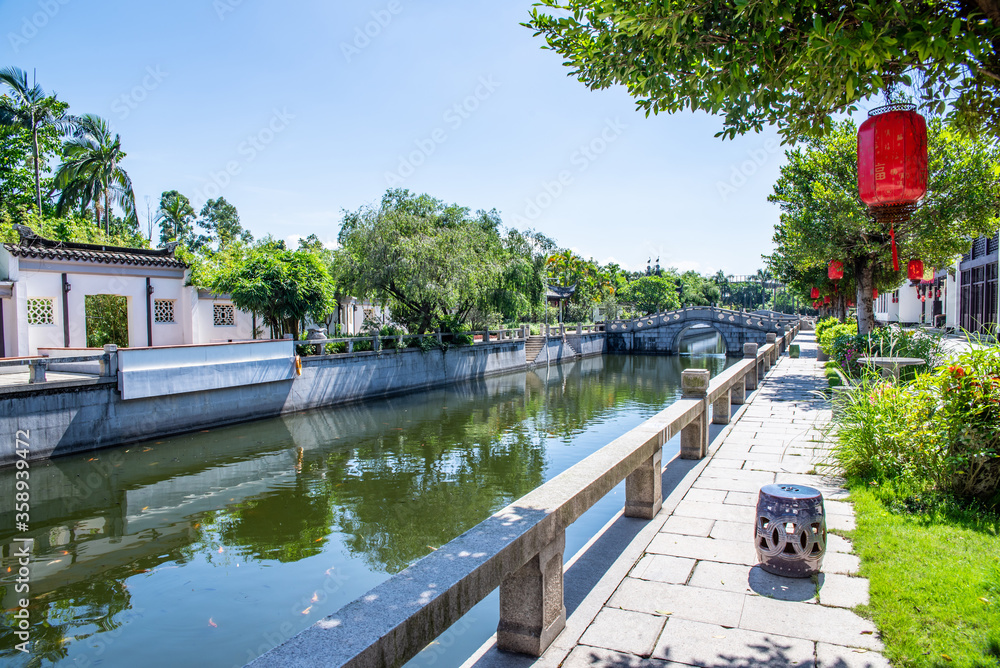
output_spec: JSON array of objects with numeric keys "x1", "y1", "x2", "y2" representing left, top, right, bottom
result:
[{"x1": 874, "y1": 233, "x2": 998, "y2": 334}]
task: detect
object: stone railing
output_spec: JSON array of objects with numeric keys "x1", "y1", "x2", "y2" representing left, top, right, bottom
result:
[
  {"x1": 606, "y1": 305, "x2": 795, "y2": 334},
  {"x1": 0, "y1": 346, "x2": 117, "y2": 383},
  {"x1": 296, "y1": 329, "x2": 528, "y2": 355},
  {"x1": 248, "y1": 326, "x2": 799, "y2": 668}
]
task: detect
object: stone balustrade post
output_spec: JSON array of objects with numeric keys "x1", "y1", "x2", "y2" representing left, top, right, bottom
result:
[
  {"x1": 347, "y1": 340, "x2": 354, "y2": 354},
  {"x1": 576, "y1": 323, "x2": 582, "y2": 335},
  {"x1": 730, "y1": 375, "x2": 746, "y2": 405},
  {"x1": 625, "y1": 440, "x2": 662, "y2": 519},
  {"x1": 766, "y1": 333, "x2": 777, "y2": 365},
  {"x1": 101, "y1": 344, "x2": 118, "y2": 377},
  {"x1": 498, "y1": 531, "x2": 567, "y2": 656},
  {"x1": 485, "y1": 330, "x2": 491, "y2": 343},
  {"x1": 28, "y1": 360, "x2": 46, "y2": 383},
  {"x1": 744, "y1": 343, "x2": 759, "y2": 391},
  {"x1": 712, "y1": 388, "x2": 731, "y2": 425},
  {"x1": 680, "y1": 369, "x2": 710, "y2": 459},
  {"x1": 373, "y1": 335, "x2": 380, "y2": 353},
  {"x1": 436, "y1": 328, "x2": 443, "y2": 344}
]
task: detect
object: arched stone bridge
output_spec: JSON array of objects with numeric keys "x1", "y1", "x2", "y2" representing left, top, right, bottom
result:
[{"x1": 605, "y1": 306, "x2": 799, "y2": 356}]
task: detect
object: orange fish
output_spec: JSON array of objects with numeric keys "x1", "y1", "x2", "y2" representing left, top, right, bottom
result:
[{"x1": 208, "y1": 618, "x2": 217, "y2": 628}]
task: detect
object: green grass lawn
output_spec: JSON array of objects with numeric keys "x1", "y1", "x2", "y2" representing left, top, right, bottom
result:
[{"x1": 848, "y1": 487, "x2": 1000, "y2": 667}]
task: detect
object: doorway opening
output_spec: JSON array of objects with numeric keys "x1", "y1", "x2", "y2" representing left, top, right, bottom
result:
[{"x1": 85, "y1": 294, "x2": 129, "y2": 348}]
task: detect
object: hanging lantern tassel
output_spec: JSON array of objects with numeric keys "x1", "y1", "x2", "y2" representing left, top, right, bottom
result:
[{"x1": 890, "y1": 225, "x2": 899, "y2": 271}]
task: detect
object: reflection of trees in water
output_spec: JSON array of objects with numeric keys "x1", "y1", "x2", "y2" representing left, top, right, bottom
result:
[
  {"x1": 323, "y1": 394, "x2": 548, "y2": 573},
  {"x1": 314, "y1": 355, "x2": 730, "y2": 573},
  {"x1": 0, "y1": 553, "x2": 165, "y2": 665},
  {"x1": 210, "y1": 462, "x2": 335, "y2": 563}
]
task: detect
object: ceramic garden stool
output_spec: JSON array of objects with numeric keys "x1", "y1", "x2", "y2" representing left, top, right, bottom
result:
[{"x1": 754, "y1": 483, "x2": 827, "y2": 578}]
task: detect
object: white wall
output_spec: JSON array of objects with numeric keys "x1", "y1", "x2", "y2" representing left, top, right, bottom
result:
[
  {"x1": 23, "y1": 271, "x2": 64, "y2": 354},
  {"x1": 194, "y1": 294, "x2": 254, "y2": 343},
  {"x1": 149, "y1": 278, "x2": 186, "y2": 346},
  {"x1": 897, "y1": 285, "x2": 922, "y2": 324}
]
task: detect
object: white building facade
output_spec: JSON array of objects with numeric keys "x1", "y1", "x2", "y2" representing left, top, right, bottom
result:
[{"x1": 0, "y1": 228, "x2": 253, "y2": 357}]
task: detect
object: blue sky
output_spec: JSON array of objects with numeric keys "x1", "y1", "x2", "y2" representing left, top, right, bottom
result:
[{"x1": 3, "y1": 0, "x2": 791, "y2": 274}]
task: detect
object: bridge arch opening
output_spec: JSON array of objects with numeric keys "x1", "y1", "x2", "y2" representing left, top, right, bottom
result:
[{"x1": 674, "y1": 323, "x2": 730, "y2": 355}]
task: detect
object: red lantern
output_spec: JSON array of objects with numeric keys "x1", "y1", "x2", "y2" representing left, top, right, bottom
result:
[
  {"x1": 823, "y1": 295, "x2": 831, "y2": 305},
  {"x1": 873, "y1": 289, "x2": 879, "y2": 299},
  {"x1": 857, "y1": 104, "x2": 928, "y2": 271},
  {"x1": 847, "y1": 300, "x2": 855, "y2": 307},
  {"x1": 858, "y1": 107, "x2": 928, "y2": 207},
  {"x1": 828, "y1": 260, "x2": 844, "y2": 281},
  {"x1": 810, "y1": 287, "x2": 820, "y2": 299},
  {"x1": 907, "y1": 259, "x2": 924, "y2": 281}
]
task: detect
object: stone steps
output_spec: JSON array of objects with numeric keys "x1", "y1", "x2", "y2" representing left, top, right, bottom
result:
[{"x1": 524, "y1": 336, "x2": 546, "y2": 364}]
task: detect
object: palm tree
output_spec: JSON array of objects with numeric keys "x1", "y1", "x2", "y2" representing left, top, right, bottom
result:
[
  {"x1": 0, "y1": 67, "x2": 73, "y2": 214},
  {"x1": 155, "y1": 190, "x2": 196, "y2": 246},
  {"x1": 55, "y1": 114, "x2": 136, "y2": 234}
]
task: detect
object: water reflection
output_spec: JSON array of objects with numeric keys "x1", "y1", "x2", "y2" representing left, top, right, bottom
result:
[
  {"x1": 678, "y1": 327, "x2": 727, "y2": 355},
  {"x1": 0, "y1": 353, "x2": 729, "y2": 667}
]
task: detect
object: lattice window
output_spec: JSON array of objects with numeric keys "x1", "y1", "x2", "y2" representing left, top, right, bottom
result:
[
  {"x1": 27, "y1": 298, "x2": 54, "y2": 325},
  {"x1": 213, "y1": 303, "x2": 236, "y2": 327},
  {"x1": 154, "y1": 299, "x2": 175, "y2": 323}
]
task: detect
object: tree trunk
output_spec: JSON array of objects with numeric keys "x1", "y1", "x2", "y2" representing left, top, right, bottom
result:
[
  {"x1": 836, "y1": 292, "x2": 847, "y2": 321},
  {"x1": 32, "y1": 125, "x2": 42, "y2": 215},
  {"x1": 105, "y1": 191, "x2": 111, "y2": 235},
  {"x1": 855, "y1": 260, "x2": 876, "y2": 335}
]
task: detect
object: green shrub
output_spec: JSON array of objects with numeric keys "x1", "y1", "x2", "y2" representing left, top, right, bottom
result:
[
  {"x1": 814, "y1": 316, "x2": 841, "y2": 343},
  {"x1": 833, "y1": 346, "x2": 1000, "y2": 507},
  {"x1": 818, "y1": 320, "x2": 858, "y2": 354}
]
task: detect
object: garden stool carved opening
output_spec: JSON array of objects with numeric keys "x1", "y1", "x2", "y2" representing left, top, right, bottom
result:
[{"x1": 754, "y1": 483, "x2": 826, "y2": 578}]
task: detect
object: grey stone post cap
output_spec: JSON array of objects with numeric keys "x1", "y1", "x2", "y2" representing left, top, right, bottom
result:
[
  {"x1": 743, "y1": 342, "x2": 758, "y2": 358},
  {"x1": 766, "y1": 333, "x2": 777, "y2": 342},
  {"x1": 103, "y1": 344, "x2": 118, "y2": 353},
  {"x1": 681, "y1": 368, "x2": 710, "y2": 397}
]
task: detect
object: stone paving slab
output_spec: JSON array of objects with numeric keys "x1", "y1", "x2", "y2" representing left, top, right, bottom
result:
[
  {"x1": 653, "y1": 617, "x2": 817, "y2": 667},
  {"x1": 607, "y1": 578, "x2": 746, "y2": 627},
  {"x1": 477, "y1": 333, "x2": 889, "y2": 668}
]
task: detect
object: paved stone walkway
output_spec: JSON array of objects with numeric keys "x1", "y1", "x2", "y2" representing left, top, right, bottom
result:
[{"x1": 469, "y1": 332, "x2": 890, "y2": 668}]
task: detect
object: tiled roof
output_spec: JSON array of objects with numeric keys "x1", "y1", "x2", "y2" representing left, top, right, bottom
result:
[
  {"x1": 3, "y1": 225, "x2": 187, "y2": 269},
  {"x1": 3, "y1": 243, "x2": 188, "y2": 268}
]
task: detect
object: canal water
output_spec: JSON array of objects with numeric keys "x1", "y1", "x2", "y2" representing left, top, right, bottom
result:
[{"x1": 1, "y1": 336, "x2": 731, "y2": 668}]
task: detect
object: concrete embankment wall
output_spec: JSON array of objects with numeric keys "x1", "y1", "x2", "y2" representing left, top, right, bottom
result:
[
  {"x1": 0, "y1": 341, "x2": 526, "y2": 466},
  {"x1": 530, "y1": 333, "x2": 605, "y2": 367}
]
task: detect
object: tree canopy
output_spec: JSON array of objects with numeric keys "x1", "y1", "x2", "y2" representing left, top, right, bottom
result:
[
  {"x1": 618, "y1": 274, "x2": 679, "y2": 314},
  {"x1": 526, "y1": 1, "x2": 1000, "y2": 139},
  {"x1": 210, "y1": 243, "x2": 336, "y2": 339},
  {"x1": 335, "y1": 189, "x2": 528, "y2": 333}
]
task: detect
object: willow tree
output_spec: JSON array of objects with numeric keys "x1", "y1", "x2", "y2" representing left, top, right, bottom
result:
[
  {"x1": 525, "y1": 1, "x2": 1000, "y2": 139},
  {"x1": 767, "y1": 119, "x2": 1000, "y2": 333},
  {"x1": 335, "y1": 189, "x2": 513, "y2": 334}
]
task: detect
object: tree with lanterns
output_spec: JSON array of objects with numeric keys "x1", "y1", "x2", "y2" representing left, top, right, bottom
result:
[
  {"x1": 525, "y1": 1, "x2": 1000, "y2": 140},
  {"x1": 766, "y1": 119, "x2": 1000, "y2": 333}
]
